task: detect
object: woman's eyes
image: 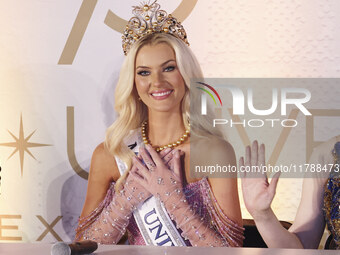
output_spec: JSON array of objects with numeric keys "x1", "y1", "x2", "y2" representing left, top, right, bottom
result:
[
  {"x1": 137, "y1": 70, "x2": 150, "y2": 76},
  {"x1": 164, "y1": 65, "x2": 175, "y2": 72},
  {"x1": 137, "y1": 66, "x2": 176, "y2": 76}
]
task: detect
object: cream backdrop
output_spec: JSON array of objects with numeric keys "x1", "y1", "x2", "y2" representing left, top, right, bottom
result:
[{"x1": 0, "y1": 0, "x2": 340, "y2": 245}]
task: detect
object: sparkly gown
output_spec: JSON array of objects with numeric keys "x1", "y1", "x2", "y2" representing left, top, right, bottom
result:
[
  {"x1": 75, "y1": 158, "x2": 244, "y2": 246},
  {"x1": 323, "y1": 142, "x2": 340, "y2": 249}
]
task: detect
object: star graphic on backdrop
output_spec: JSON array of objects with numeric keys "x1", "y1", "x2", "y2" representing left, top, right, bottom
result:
[{"x1": 0, "y1": 114, "x2": 51, "y2": 177}]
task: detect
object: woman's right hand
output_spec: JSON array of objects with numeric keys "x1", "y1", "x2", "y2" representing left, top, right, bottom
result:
[
  {"x1": 123, "y1": 147, "x2": 175, "y2": 204},
  {"x1": 239, "y1": 141, "x2": 280, "y2": 221}
]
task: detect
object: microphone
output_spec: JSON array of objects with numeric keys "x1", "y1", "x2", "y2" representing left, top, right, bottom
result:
[{"x1": 51, "y1": 240, "x2": 98, "y2": 255}]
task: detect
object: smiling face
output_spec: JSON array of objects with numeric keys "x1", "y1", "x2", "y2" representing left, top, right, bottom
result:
[{"x1": 135, "y1": 42, "x2": 186, "y2": 114}]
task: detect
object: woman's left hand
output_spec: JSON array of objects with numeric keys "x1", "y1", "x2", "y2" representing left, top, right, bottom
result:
[{"x1": 131, "y1": 144, "x2": 183, "y2": 198}]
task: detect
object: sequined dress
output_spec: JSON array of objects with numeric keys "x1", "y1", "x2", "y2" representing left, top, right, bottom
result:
[
  {"x1": 323, "y1": 142, "x2": 340, "y2": 249},
  {"x1": 75, "y1": 169, "x2": 244, "y2": 246}
]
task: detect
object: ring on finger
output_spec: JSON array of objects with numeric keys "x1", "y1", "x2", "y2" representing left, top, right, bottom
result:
[{"x1": 146, "y1": 161, "x2": 155, "y2": 171}]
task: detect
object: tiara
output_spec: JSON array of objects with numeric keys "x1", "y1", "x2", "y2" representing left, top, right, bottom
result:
[{"x1": 122, "y1": 1, "x2": 190, "y2": 55}]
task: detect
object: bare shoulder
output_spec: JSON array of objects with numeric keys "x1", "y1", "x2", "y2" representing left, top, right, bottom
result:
[
  {"x1": 192, "y1": 136, "x2": 236, "y2": 165},
  {"x1": 190, "y1": 137, "x2": 237, "y2": 195},
  {"x1": 205, "y1": 138, "x2": 238, "y2": 183},
  {"x1": 90, "y1": 142, "x2": 120, "y2": 182},
  {"x1": 80, "y1": 142, "x2": 120, "y2": 218}
]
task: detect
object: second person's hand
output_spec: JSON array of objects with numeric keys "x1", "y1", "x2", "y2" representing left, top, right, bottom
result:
[{"x1": 240, "y1": 141, "x2": 280, "y2": 221}]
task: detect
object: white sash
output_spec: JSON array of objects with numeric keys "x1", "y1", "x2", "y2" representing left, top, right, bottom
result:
[{"x1": 114, "y1": 129, "x2": 186, "y2": 246}]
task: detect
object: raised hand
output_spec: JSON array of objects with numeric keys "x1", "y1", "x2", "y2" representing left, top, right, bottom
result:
[{"x1": 239, "y1": 141, "x2": 280, "y2": 221}]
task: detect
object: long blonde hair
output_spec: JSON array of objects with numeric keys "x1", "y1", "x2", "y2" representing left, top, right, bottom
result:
[{"x1": 105, "y1": 33, "x2": 223, "y2": 188}]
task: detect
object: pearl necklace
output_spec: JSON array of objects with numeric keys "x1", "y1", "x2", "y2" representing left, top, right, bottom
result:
[{"x1": 141, "y1": 120, "x2": 190, "y2": 152}]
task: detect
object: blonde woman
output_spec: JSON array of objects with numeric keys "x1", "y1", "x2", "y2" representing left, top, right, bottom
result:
[{"x1": 75, "y1": 2, "x2": 244, "y2": 247}]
